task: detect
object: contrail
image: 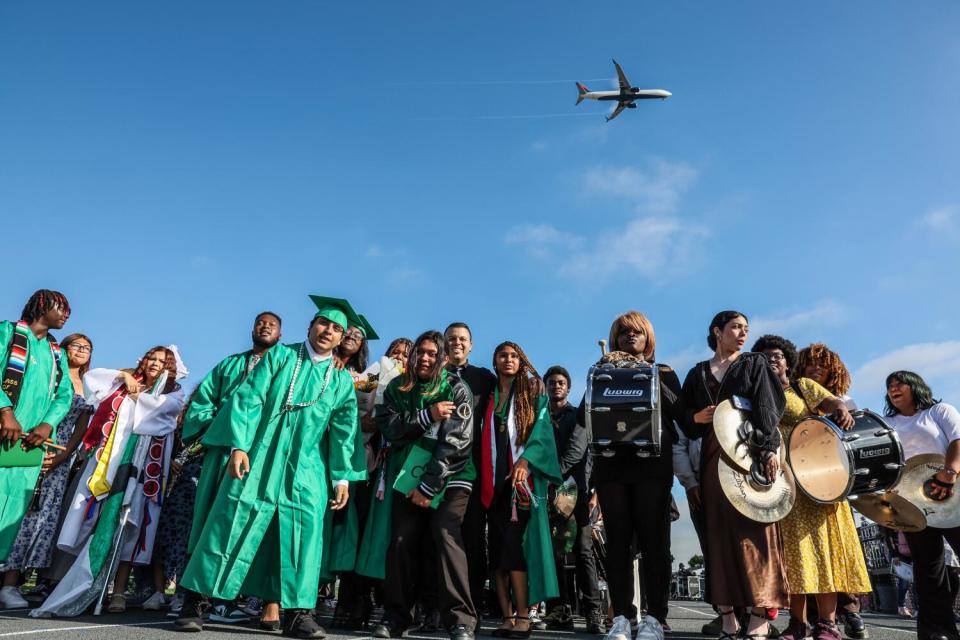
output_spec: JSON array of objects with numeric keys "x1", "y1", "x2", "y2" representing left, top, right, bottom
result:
[
  {"x1": 408, "y1": 112, "x2": 601, "y2": 121},
  {"x1": 390, "y1": 78, "x2": 613, "y2": 87}
]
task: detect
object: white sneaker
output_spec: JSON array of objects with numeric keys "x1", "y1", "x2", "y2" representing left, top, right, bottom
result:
[
  {"x1": 142, "y1": 591, "x2": 167, "y2": 611},
  {"x1": 167, "y1": 593, "x2": 185, "y2": 618},
  {"x1": 209, "y1": 604, "x2": 251, "y2": 624},
  {"x1": 0, "y1": 586, "x2": 29, "y2": 609},
  {"x1": 635, "y1": 615, "x2": 664, "y2": 640}
]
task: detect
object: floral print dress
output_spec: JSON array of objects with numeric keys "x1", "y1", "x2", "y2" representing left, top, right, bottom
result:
[
  {"x1": 0, "y1": 394, "x2": 92, "y2": 572},
  {"x1": 779, "y1": 378, "x2": 872, "y2": 594}
]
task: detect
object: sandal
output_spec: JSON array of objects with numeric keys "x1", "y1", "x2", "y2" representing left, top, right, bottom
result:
[
  {"x1": 107, "y1": 593, "x2": 127, "y2": 613},
  {"x1": 508, "y1": 617, "x2": 532, "y2": 639},
  {"x1": 492, "y1": 617, "x2": 515, "y2": 638},
  {"x1": 715, "y1": 608, "x2": 739, "y2": 640},
  {"x1": 740, "y1": 610, "x2": 771, "y2": 640}
]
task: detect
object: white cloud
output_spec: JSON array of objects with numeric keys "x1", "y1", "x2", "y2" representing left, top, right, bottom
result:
[
  {"x1": 852, "y1": 341, "x2": 960, "y2": 406},
  {"x1": 749, "y1": 300, "x2": 847, "y2": 338},
  {"x1": 563, "y1": 216, "x2": 709, "y2": 279},
  {"x1": 661, "y1": 344, "x2": 712, "y2": 377},
  {"x1": 507, "y1": 158, "x2": 707, "y2": 282},
  {"x1": 921, "y1": 205, "x2": 958, "y2": 233},
  {"x1": 583, "y1": 158, "x2": 697, "y2": 214},
  {"x1": 385, "y1": 266, "x2": 425, "y2": 287},
  {"x1": 365, "y1": 244, "x2": 383, "y2": 258}
]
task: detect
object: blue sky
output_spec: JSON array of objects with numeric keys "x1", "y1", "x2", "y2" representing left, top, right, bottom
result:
[{"x1": 3, "y1": 2, "x2": 959, "y2": 568}]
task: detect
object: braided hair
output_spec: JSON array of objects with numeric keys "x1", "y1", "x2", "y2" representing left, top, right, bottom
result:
[
  {"x1": 20, "y1": 289, "x2": 70, "y2": 324},
  {"x1": 796, "y1": 343, "x2": 851, "y2": 396},
  {"x1": 493, "y1": 341, "x2": 541, "y2": 446}
]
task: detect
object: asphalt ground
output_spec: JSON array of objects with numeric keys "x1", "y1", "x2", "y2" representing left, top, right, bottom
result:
[{"x1": 0, "y1": 600, "x2": 920, "y2": 640}]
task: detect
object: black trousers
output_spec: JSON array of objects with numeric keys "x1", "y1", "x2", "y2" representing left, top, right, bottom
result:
[
  {"x1": 335, "y1": 480, "x2": 376, "y2": 618},
  {"x1": 462, "y1": 480, "x2": 489, "y2": 612},
  {"x1": 548, "y1": 496, "x2": 601, "y2": 614},
  {"x1": 596, "y1": 477, "x2": 672, "y2": 624},
  {"x1": 383, "y1": 487, "x2": 476, "y2": 630},
  {"x1": 904, "y1": 524, "x2": 960, "y2": 639}
]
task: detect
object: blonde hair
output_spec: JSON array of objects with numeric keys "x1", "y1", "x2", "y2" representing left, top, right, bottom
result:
[{"x1": 608, "y1": 311, "x2": 656, "y2": 361}]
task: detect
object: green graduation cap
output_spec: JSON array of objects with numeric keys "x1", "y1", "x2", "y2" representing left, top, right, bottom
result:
[
  {"x1": 358, "y1": 314, "x2": 379, "y2": 340},
  {"x1": 308, "y1": 295, "x2": 363, "y2": 333}
]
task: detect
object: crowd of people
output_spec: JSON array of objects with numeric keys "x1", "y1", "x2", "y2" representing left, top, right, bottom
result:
[{"x1": 1, "y1": 288, "x2": 958, "y2": 640}]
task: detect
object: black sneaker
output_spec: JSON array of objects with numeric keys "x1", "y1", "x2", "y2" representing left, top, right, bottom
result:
[
  {"x1": 841, "y1": 613, "x2": 867, "y2": 640},
  {"x1": 586, "y1": 609, "x2": 605, "y2": 635},
  {"x1": 373, "y1": 621, "x2": 407, "y2": 639},
  {"x1": 282, "y1": 609, "x2": 326, "y2": 639},
  {"x1": 422, "y1": 610, "x2": 443, "y2": 632},
  {"x1": 450, "y1": 624, "x2": 474, "y2": 640},
  {"x1": 174, "y1": 591, "x2": 211, "y2": 632}
]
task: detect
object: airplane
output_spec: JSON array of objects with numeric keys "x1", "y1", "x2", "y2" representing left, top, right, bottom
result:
[{"x1": 576, "y1": 59, "x2": 671, "y2": 122}]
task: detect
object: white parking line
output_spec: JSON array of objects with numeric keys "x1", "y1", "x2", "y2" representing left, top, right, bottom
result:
[
  {"x1": 865, "y1": 622, "x2": 916, "y2": 635},
  {"x1": 671, "y1": 604, "x2": 716, "y2": 618},
  {"x1": 0, "y1": 620, "x2": 170, "y2": 637}
]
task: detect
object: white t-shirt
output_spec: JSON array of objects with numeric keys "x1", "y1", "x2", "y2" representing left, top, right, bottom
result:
[{"x1": 884, "y1": 403, "x2": 960, "y2": 460}]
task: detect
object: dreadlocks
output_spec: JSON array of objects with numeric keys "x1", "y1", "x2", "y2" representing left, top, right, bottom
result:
[
  {"x1": 20, "y1": 289, "x2": 70, "y2": 325},
  {"x1": 493, "y1": 341, "x2": 541, "y2": 446},
  {"x1": 796, "y1": 343, "x2": 851, "y2": 396}
]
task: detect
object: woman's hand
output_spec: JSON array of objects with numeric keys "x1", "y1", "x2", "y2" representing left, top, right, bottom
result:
[
  {"x1": 229, "y1": 449, "x2": 250, "y2": 480},
  {"x1": 511, "y1": 458, "x2": 530, "y2": 485},
  {"x1": 764, "y1": 452, "x2": 780, "y2": 483},
  {"x1": 834, "y1": 406, "x2": 855, "y2": 430},
  {"x1": 0, "y1": 408, "x2": 24, "y2": 444},
  {"x1": 120, "y1": 371, "x2": 140, "y2": 394},
  {"x1": 407, "y1": 488, "x2": 432, "y2": 508},
  {"x1": 694, "y1": 405, "x2": 716, "y2": 425},
  {"x1": 360, "y1": 414, "x2": 377, "y2": 433},
  {"x1": 44, "y1": 452, "x2": 69, "y2": 472},
  {"x1": 429, "y1": 401, "x2": 455, "y2": 422},
  {"x1": 927, "y1": 469, "x2": 956, "y2": 501}
]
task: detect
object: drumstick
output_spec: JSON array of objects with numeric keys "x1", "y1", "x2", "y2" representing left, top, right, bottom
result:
[
  {"x1": 598, "y1": 339, "x2": 607, "y2": 357},
  {"x1": 16, "y1": 434, "x2": 67, "y2": 452}
]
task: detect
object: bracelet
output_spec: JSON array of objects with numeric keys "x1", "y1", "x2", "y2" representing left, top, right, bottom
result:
[{"x1": 943, "y1": 468, "x2": 959, "y2": 477}]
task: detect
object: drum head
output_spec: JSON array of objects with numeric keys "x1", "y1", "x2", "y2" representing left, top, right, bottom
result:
[{"x1": 788, "y1": 417, "x2": 850, "y2": 503}]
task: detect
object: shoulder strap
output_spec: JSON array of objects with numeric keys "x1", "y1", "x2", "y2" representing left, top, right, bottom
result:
[{"x1": 791, "y1": 379, "x2": 815, "y2": 414}]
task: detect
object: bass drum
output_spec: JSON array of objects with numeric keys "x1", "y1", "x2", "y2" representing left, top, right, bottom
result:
[{"x1": 787, "y1": 409, "x2": 904, "y2": 504}]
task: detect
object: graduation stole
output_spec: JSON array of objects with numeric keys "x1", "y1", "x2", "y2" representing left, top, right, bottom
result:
[
  {"x1": 1, "y1": 321, "x2": 63, "y2": 408},
  {"x1": 480, "y1": 383, "x2": 529, "y2": 510}
]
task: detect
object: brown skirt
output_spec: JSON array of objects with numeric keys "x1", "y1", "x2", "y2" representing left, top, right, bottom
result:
[{"x1": 701, "y1": 428, "x2": 789, "y2": 608}]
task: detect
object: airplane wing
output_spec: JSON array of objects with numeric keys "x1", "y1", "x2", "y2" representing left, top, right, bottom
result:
[
  {"x1": 612, "y1": 59, "x2": 632, "y2": 93},
  {"x1": 606, "y1": 102, "x2": 626, "y2": 122}
]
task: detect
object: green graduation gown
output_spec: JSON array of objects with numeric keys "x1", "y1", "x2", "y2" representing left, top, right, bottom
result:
[
  {"x1": 520, "y1": 395, "x2": 563, "y2": 605},
  {"x1": 0, "y1": 321, "x2": 73, "y2": 562},
  {"x1": 180, "y1": 342, "x2": 364, "y2": 609},
  {"x1": 182, "y1": 350, "x2": 261, "y2": 555}
]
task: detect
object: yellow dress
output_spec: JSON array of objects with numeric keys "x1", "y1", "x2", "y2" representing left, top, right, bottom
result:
[{"x1": 779, "y1": 378, "x2": 872, "y2": 594}]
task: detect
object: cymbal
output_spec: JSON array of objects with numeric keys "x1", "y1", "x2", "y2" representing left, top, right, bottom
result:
[
  {"x1": 894, "y1": 453, "x2": 960, "y2": 529},
  {"x1": 717, "y1": 449, "x2": 795, "y2": 523},
  {"x1": 713, "y1": 399, "x2": 753, "y2": 473},
  {"x1": 850, "y1": 492, "x2": 927, "y2": 532}
]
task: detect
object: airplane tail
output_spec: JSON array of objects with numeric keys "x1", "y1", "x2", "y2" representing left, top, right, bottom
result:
[{"x1": 576, "y1": 82, "x2": 589, "y2": 105}]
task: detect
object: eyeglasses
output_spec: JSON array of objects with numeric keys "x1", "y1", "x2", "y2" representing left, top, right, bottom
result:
[
  {"x1": 67, "y1": 344, "x2": 92, "y2": 353},
  {"x1": 765, "y1": 353, "x2": 786, "y2": 363},
  {"x1": 344, "y1": 331, "x2": 364, "y2": 340}
]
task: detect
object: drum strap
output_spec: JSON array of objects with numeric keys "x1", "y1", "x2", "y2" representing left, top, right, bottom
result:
[{"x1": 790, "y1": 380, "x2": 816, "y2": 414}]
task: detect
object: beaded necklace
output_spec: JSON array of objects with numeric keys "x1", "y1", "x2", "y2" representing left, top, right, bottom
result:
[{"x1": 281, "y1": 342, "x2": 335, "y2": 415}]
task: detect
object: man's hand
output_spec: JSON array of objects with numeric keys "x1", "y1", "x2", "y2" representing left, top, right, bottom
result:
[
  {"x1": 23, "y1": 423, "x2": 53, "y2": 449},
  {"x1": 0, "y1": 408, "x2": 24, "y2": 444},
  {"x1": 510, "y1": 458, "x2": 530, "y2": 485},
  {"x1": 41, "y1": 452, "x2": 57, "y2": 473},
  {"x1": 329, "y1": 483, "x2": 350, "y2": 510},
  {"x1": 407, "y1": 488, "x2": 432, "y2": 508},
  {"x1": 229, "y1": 450, "x2": 250, "y2": 480},
  {"x1": 429, "y1": 401, "x2": 455, "y2": 422},
  {"x1": 694, "y1": 405, "x2": 716, "y2": 425},
  {"x1": 686, "y1": 485, "x2": 702, "y2": 511}
]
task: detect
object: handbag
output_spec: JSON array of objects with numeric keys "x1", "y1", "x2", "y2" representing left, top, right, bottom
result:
[{"x1": 552, "y1": 477, "x2": 578, "y2": 520}]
